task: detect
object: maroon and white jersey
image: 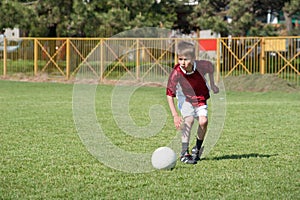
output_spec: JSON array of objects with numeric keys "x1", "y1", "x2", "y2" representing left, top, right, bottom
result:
[{"x1": 166, "y1": 60, "x2": 213, "y2": 107}]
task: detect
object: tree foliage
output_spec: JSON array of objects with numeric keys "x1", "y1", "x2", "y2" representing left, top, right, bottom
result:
[{"x1": 0, "y1": 0, "x2": 299, "y2": 37}]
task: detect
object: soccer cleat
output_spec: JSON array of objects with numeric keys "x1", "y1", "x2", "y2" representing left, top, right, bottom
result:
[
  {"x1": 191, "y1": 146, "x2": 204, "y2": 162},
  {"x1": 180, "y1": 153, "x2": 197, "y2": 164}
]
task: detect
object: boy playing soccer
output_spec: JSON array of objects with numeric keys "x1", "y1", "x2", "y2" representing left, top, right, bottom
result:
[{"x1": 166, "y1": 41, "x2": 219, "y2": 164}]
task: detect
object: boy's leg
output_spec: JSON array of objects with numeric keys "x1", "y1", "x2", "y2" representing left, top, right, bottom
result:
[
  {"x1": 180, "y1": 101, "x2": 197, "y2": 164},
  {"x1": 181, "y1": 115, "x2": 194, "y2": 155},
  {"x1": 192, "y1": 116, "x2": 208, "y2": 161},
  {"x1": 180, "y1": 115, "x2": 197, "y2": 164},
  {"x1": 197, "y1": 115, "x2": 208, "y2": 140},
  {"x1": 192, "y1": 105, "x2": 208, "y2": 161}
]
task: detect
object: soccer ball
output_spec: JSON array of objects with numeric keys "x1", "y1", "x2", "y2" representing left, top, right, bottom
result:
[{"x1": 151, "y1": 146, "x2": 177, "y2": 170}]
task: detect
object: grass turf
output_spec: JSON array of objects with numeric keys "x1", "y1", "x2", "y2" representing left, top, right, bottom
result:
[{"x1": 0, "y1": 80, "x2": 299, "y2": 199}]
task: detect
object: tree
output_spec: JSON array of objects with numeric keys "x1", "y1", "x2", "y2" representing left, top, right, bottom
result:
[
  {"x1": 282, "y1": 0, "x2": 300, "y2": 35},
  {"x1": 1, "y1": 0, "x2": 299, "y2": 37},
  {"x1": 189, "y1": 0, "x2": 300, "y2": 37},
  {"x1": 33, "y1": 0, "x2": 74, "y2": 37},
  {"x1": 128, "y1": 0, "x2": 177, "y2": 30},
  {"x1": 227, "y1": 0, "x2": 256, "y2": 36},
  {"x1": 0, "y1": 1, "x2": 33, "y2": 33},
  {"x1": 189, "y1": 0, "x2": 230, "y2": 36}
]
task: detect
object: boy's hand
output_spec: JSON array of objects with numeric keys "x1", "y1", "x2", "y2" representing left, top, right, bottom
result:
[
  {"x1": 211, "y1": 84, "x2": 219, "y2": 94},
  {"x1": 173, "y1": 115, "x2": 182, "y2": 130}
]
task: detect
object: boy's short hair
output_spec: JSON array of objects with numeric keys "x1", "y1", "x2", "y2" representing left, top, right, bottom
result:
[{"x1": 177, "y1": 41, "x2": 195, "y2": 58}]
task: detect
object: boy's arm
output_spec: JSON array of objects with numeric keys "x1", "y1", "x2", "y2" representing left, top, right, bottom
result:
[
  {"x1": 206, "y1": 61, "x2": 219, "y2": 94},
  {"x1": 167, "y1": 95, "x2": 182, "y2": 129},
  {"x1": 208, "y1": 71, "x2": 219, "y2": 94}
]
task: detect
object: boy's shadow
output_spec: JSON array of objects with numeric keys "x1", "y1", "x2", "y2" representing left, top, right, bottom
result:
[{"x1": 204, "y1": 153, "x2": 277, "y2": 161}]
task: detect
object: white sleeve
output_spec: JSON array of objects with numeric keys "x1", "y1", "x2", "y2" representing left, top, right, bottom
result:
[{"x1": 176, "y1": 83, "x2": 185, "y2": 110}]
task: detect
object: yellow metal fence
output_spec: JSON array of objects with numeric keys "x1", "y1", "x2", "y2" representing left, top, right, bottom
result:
[
  {"x1": 1, "y1": 37, "x2": 299, "y2": 84},
  {"x1": 219, "y1": 36, "x2": 300, "y2": 84}
]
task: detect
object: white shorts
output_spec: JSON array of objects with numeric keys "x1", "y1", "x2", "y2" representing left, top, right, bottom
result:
[{"x1": 180, "y1": 101, "x2": 208, "y2": 118}]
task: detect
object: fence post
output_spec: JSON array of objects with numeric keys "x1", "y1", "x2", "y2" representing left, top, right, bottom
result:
[
  {"x1": 260, "y1": 37, "x2": 265, "y2": 74},
  {"x1": 100, "y1": 38, "x2": 103, "y2": 82},
  {"x1": 34, "y1": 38, "x2": 38, "y2": 76},
  {"x1": 195, "y1": 38, "x2": 199, "y2": 59},
  {"x1": 174, "y1": 39, "x2": 178, "y2": 64},
  {"x1": 66, "y1": 38, "x2": 70, "y2": 80},
  {"x1": 216, "y1": 38, "x2": 220, "y2": 83},
  {"x1": 3, "y1": 38, "x2": 7, "y2": 76},
  {"x1": 136, "y1": 39, "x2": 140, "y2": 81}
]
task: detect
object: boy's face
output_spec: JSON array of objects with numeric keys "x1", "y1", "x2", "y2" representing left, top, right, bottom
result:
[{"x1": 178, "y1": 55, "x2": 194, "y2": 71}]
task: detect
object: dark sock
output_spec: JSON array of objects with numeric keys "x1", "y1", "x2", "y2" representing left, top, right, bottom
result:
[
  {"x1": 181, "y1": 142, "x2": 189, "y2": 156},
  {"x1": 196, "y1": 138, "x2": 203, "y2": 150}
]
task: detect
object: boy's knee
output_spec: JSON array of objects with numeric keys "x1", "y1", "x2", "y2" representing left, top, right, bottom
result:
[
  {"x1": 184, "y1": 116, "x2": 194, "y2": 124},
  {"x1": 199, "y1": 116, "x2": 208, "y2": 126}
]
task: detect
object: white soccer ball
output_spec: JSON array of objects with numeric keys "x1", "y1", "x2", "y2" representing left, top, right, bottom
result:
[{"x1": 151, "y1": 146, "x2": 177, "y2": 170}]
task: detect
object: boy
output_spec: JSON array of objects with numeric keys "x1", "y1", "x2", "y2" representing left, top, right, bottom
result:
[{"x1": 166, "y1": 41, "x2": 219, "y2": 164}]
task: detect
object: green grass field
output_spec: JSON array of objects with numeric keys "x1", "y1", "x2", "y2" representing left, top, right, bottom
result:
[{"x1": 0, "y1": 80, "x2": 299, "y2": 199}]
